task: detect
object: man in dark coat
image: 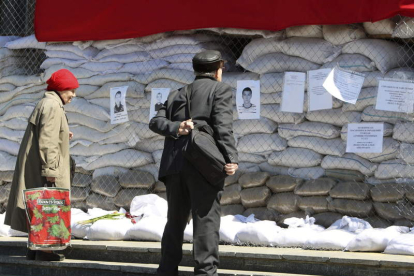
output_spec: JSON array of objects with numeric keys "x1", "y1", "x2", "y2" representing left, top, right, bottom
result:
[{"x1": 149, "y1": 50, "x2": 238, "y2": 276}]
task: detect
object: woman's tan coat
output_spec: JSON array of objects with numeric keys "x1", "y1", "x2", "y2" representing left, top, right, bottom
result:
[{"x1": 5, "y1": 92, "x2": 70, "y2": 232}]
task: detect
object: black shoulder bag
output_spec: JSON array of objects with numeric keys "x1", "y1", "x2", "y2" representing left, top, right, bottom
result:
[{"x1": 181, "y1": 84, "x2": 228, "y2": 186}]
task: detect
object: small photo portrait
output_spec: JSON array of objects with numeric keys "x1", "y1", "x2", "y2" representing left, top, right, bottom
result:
[
  {"x1": 154, "y1": 92, "x2": 163, "y2": 112},
  {"x1": 114, "y1": 90, "x2": 124, "y2": 114},
  {"x1": 236, "y1": 80, "x2": 260, "y2": 119}
]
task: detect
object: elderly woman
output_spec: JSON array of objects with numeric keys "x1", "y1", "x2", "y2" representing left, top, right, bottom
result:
[{"x1": 5, "y1": 69, "x2": 78, "y2": 261}]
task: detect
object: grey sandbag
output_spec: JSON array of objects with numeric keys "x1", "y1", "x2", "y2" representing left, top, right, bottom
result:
[
  {"x1": 72, "y1": 201, "x2": 88, "y2": 212},
  {"x1": 243, "y1": 207, "x2": 279, "y2": 221},
  {"x1": 220, "y1": 183, "x2": 242, "y2": 205},
  {"x1": 329, "y1": 182, "x2": 370, "y2": 200},
  {"x1": 114, "y1": 188, "x2": 149, "y2": 208},
  {"x1": 119, "y1": 170, "x2": 155, "y2": 189},
  {"x1": 294, "y1": 178, "x2": 336, "y2": 196},
  {"x1": 266, "y1": 175, "x2": 303, "y2": 193},
  {"x1": 224, "y1": 170, "x2": 242, "y2": 186},
  {"x1": 267, "y1": 192, "x2": 300, "y2": 214},
  {"x1": 0, "y1": 183, "x2": 11, "y2": 203},
  {"x1": 0, "y1": 171, "x2": 13, "y2": 183},
  {"x1": 72, "y1": 173, "x2": 92, "y2": 187},
  {"x1": 406, "y1": 185, "x2": 414, "y2": 203},
  {"x1": 373, "y1": 202, "x2": 404, "y2": 220},
  {"x1": 71, "y1": 187, "x2": 90, "y2": 202},
  {"x1": 298, "y1": 196, "x2": 329, "y2": 213},
  {"x1": 329, "y1": 199, "x2": 373, "y2": 217},
  {"x1": 313, "y1": 212, "x2": 343, "y2": 228},
  {"x1": 91, "y1": 175, "x2": 121, "y2": 197},
  {"x1": 394, "y1": 219, "x2": 414, "y2": 228},
  {"x1": 370, "y1": 183, "x2": 405, "y2": 202},
  {"x1": 240, "y1": 186, "x2": 271, "y2": 208},
  {"x1": 365, "y1": 216, "x2": 392, "y2": 228},
  {"x1": 221, "y1": 204, "x2": 245, "y2": 216},
  {"x1": 156, "y1": 192, "x2": 167, "y2": 201},
  {"x1": 239, "y1": 172, "x2": 270, "y2": 188},
  {"x1": 324, "y1": 169, "x2": 366, "y2": 182},
  {"x1": 86, "y1": 192, "x2": 118, "y2": 210},
  {"x1": 153, "y1": 181, "x2": 166, "y2": 193}
]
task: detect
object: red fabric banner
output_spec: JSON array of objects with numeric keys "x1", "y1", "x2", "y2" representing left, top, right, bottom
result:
[{"x1": 35, "y1": 0, "x2": 414, "y2": 42}]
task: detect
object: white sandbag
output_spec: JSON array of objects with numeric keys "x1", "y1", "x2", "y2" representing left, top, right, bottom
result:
[
  {"x1": 341, "y1": 122, "x2": 393, "y2": 140},
  {"x1": 45, "y1": 50, "x2": 87, "y2": 60},
  {"x1": 322, "y1": 54, "x2": 376, "y2": 73},
  {"x1": 273, "y1": 228, "x2": 322, "y2": 248},
  {"x1": 236, "y1": 38, "x2": 283, "y2": 68},
  {"x1": 398, "y1": 143, "x2": 414, "y2": 164},
  {"x1": 393, "y1": 17, "x2": 414, "y2": 38},
  {"x1": 233, "y1": 118, "x2": 277, "y2": 137},
  {"x1": 0, "y1": 139, "x2": 19, "y2": 156},
  {"x1": 281, "y1": 37, "x2": 341, "y2": 64},
  {"x1": 87, "y1": 218, "x2": 132, "y2": 240},
  {"x1": 40, "y1": 58, "x2": 86, "y2": 69},
  {"x1": 92, "y1": 167, "x2": 129, "y2": 179},
  {"x1": 80, "y1": 61, "x2": 124, "y2": 72},
  {"x1": 5, "y1": 34, "x2": 46, "y2": 49},
  {"x1": 130, "y1": 194, "x2": 168, "y2": 218},
  {"x1": 0, "y1": 126, "x2": 24, "y2": 143},
  {"x1": 394, "y1": 122, "x2": 414, "y2": 143},
  {"x1": 323, "y1": 24, "x2": 366, "y2": 45},
  {"x1": 0, "y1": 83, "x2": 15, "y2": 92},
  {"x1": 133, "y1": 68, "x2": 195, "y2": 85},
  {"x1": 0, "y1": 151, "x2": 17, "y2": 171},
  {"x1": 278, "y1": 122, "x2": 340, "y2": 140},
  {"x1": 363, "y1": 18, "x2": 396, "y2": 35},
  {"x1": 126, "y1": 216, "x2": 167, "y2": 241},
  {"x1": 0, "y1": 117, "x2": 28, "y2": 131},
  {"x1": 236, "y1": 220, "x2": 282, "y2": 246},
  {"x1": 286, "y1": 25, "x2": 323, "y2": 38},
  {"x1": 46, "y1": 44, "x2": 99, "y2": 60},
  {"x1": 65, "y1": 97, "x2": 109, "y2": 121},
  {"x1": 304, "y1": 229, "x2": 356, "y2": 250},
  {"x1": 363, "y1": 71, "x2": 384, "y2": 88},
  {"x1": 222, "y1": 72, "x2": 260, "y2": 88},
  {"x1": 355, "y1": 137, "x2": 399, "y2": 162},
  {"x1": 346, "y1": 226, "x2": 409, "y2": 252},
  {"x1": 268, "y1": 148, "x2": 323, "y2": 167},
  {"x1": 116, "y1": 59, "x2": 170, "y2": 74},
  {"x1": 145, "y1": 79, "x2": 186, "y2": 93},
  {"x1": 219, "y1": 28, "x2": 285, "y2": 38},
  {"x1": 327, "y1": 216, "x2": 372, "y2": 232},
  {"x1": 219, "y1": 215, "x2": 248, "y2": 244},
  {"x1": 84, "y1": 149, "x2": 152, "y2": 171},
  {"x1": 98, "y1": 130, "x2": 140, "y2": 147},
  {"x1": 98, "y1": 51, "x2": 151, "y2": 63},
  {"x1": 288, "y1": 136, "x2": 345, "y2": 157},
  {"x1": 43, "y1": 65, "x2": 98, "y2": 81},
  {"x1": 0, "y1": 91, "x2": 43, "y2": 115},
  {"x1": 342, "y1": 87, "x2": 378, "y2": 111},
  {"x1": 0, "y1": 36, "x2": 19, "y2": 47},
  {"x1": 0, "y1": 49, "x2": 19, "y2": 62},
  {"x1": 260, "y1": 73, "x2": 284, "y2": 93},
  {"x1": 85, "y1": 81, "x2": 145, "y2": 99},
  {"x1": 78, "y1": 73, "x2": 132, "y2": 86},
  {"x1": 70, "y1": 143, "x2": 129, "y2": 157},
  {"x1": 261, "y1": 104, "x2": 305, "y2": 124},
  {"x1": 385, "y1": 67, "x2": 414, "y2": 80},
  {"x1": 375, "y1": 159, "x2": 414, "y2": 179},
  {"x1": 246, "y1": 52, "x2": 320, "y2": 74},
  {"x1": 342, "y1": 39, "x2": 408, "y2": 73},
  {"x1": 362, "y1": 105, "x2": 414, "y2": 124},
  {"x1": 144, "y1": 34, "x2": 217, "y2": 51},
  {"x1": 92, "y1": 39, "x2": 137, "y2": 50},
  {"x1": 0, "y1": 213, "x2": 27, "y2": 237},
  {"x1": 149, "y1": 43, "x2": 220, "y2": 59},
  {"x1": 94, "y1": 45, "x2": 145, "y2": 60},
  {"x1": 384, "y1": 232, "x2": 414, "y2": 255},
  {"x1": 237, "y1": 133, "x2": 287, "y2": 154},
  {"x1": 238, "y1": 153, "x2": 267, "y2": 164},
  {"x1": 0, "y1": 75, "x2": 42, "y2": 87},
  {"x1": 306, "y1": 109, "x2": 361, "y2": 126},
  {"x1": 288, "y1": 167, "x2": 326, "y2": 180},
  {"x1": 261, "y1": 92, "x2": 282, "y2": 105},
  {"x1": 321, "y1": 154, "x2": 377, "y2": 176},
  {"x1": 69, "y1": 124, "x2": 126, "y2": 143},
  {"x1": 163, "y1": 53, "x2": 195, "y2": 63},
  {"x1": 71, "y1": 210, "x2": 92, "y2": 238},
  {"x1": 259, "y1": 163, "x2": 290, "y2": 176},
  {"x1": 166, "y1": 63, "x2": 193, "y2": 71},
  {"x1": 66, "y1": 112, "x2": 111, "y2": 132}
]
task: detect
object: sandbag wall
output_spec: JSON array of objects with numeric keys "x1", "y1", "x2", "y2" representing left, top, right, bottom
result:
[{"x1": 1, "y1": 17, "x2": 414, "y2": 226}]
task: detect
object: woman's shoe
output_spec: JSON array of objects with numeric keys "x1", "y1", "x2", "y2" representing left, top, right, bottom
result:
[
  {"x1": 26, "y1": 249, "x2": 36, "y2": 260},
  {"x1": 35, "y1": 251, "x2": 65, "y2": 261}
]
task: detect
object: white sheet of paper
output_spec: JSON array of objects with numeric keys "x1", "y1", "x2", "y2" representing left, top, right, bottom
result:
[
  {"x1": 346, "y1": 123, "x2": 384, "y2": 153},
  {"x1": 308, "y1": 68, "x2": 333, "y2": 111},
  {"x1": 150, "y1": 88, "x2": 171, "y2": 120},
  {"x1": 110, "y1": 86, "x2": 129, "y2": 124},
  {"x1": 236, "y1": 80, "x2": 260, "y2": 119},
  {"x1": 375, "y1": 79, "x2": 414, "y2": 113},
  {"x1": 323, "y1": 67, "x2": 365, "y2": 104},
  {"x1": 281, "y1": 72, "x2": 306, "y2": 113}
]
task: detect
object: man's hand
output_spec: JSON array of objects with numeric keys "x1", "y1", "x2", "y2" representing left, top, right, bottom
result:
[
  {"x1": 178, "y1": 119, "x2": 194, "y2": 136},
  {"x1": 46, "y1": 177, "x2": 56, "y2": 182},
  {"x1": 69, "y1": 132, "x2": 74, "y2": 140},
  {"x1": 224, "y1": 163, "x2": 238, "y2": 175}
]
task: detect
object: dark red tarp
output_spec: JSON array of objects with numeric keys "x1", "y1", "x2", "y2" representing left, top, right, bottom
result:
[{"x1": 35, "y1": 0, "x2": 414, "y2": 42}]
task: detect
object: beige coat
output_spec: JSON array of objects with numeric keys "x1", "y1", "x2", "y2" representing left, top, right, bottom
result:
[{"x1": 5, "y1": 92, "x2": 70, "y2": 232}]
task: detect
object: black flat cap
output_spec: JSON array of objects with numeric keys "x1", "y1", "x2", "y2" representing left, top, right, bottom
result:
[{"x1": 192, "y1": 50, "x2": 224, "y2": 72}]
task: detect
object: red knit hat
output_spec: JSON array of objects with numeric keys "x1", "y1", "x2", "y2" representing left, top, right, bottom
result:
[{"x1": 46, "y1": 69, "x2": 79, "y2": 91}]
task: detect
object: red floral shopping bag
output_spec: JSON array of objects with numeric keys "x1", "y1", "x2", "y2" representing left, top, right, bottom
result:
[{"x1": 23, "y1": 187, "x2": 71, "y2": 250}]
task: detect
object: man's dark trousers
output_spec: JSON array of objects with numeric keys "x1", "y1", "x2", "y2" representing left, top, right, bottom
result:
[{"x1": 157, "y1": 160, "x2": 223, "y2": 276}]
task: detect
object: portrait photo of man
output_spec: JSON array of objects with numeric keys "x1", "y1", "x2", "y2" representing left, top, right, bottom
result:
[
  {"x1": 114, "y1": 91, "x2": 124, "y2": 114},
  {"x1": 236, "y1": 81, "x2": 260, "y2": 119},
  {"x1": 155, "y1": 92, "x2": 163, "y2": 112}
]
